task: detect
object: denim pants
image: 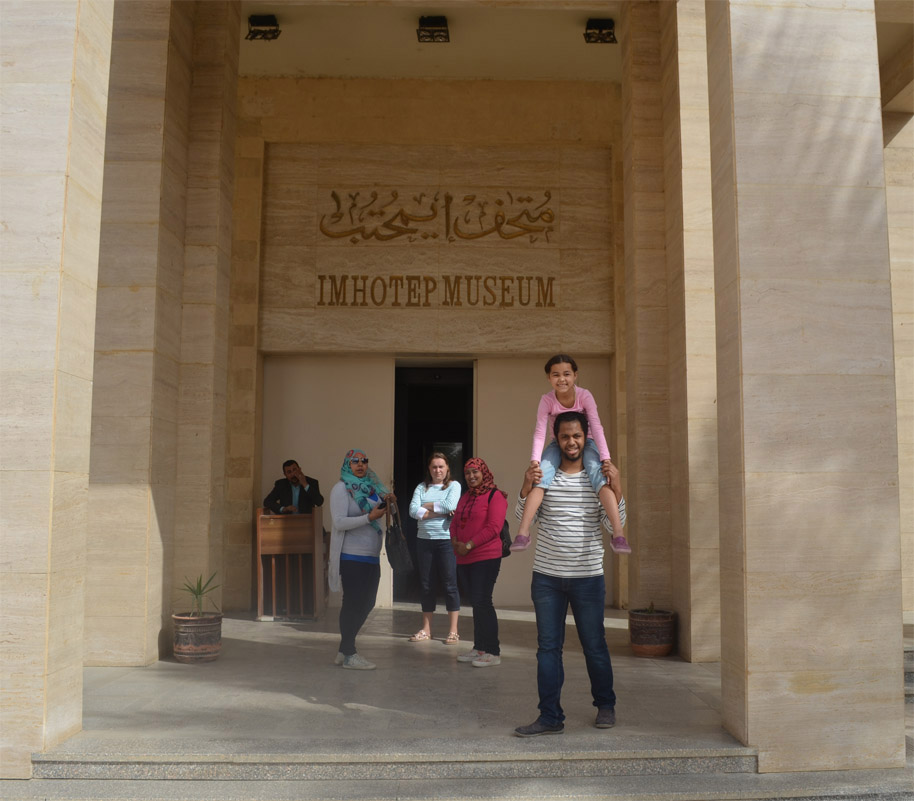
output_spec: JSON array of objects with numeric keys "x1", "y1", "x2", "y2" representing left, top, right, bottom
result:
[
  {"x1": 538, "y1": 438, "x2": 606, "y2": 494},
  {"x1": 416, "y1": 538, "x2": 461, "y2": 613},
  {"x1": 457, "y1": 557, "x2": 501, "y2": 656},
  {"x1": 338, "y1": 560, "x2": 380, "y2": 656},
  {"x1": 531, "y1": 571, "x2": 616, "y2": 725}
]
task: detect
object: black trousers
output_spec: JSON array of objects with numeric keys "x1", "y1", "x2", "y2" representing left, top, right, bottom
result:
[
  {"x1": 338, "y1": 560, "x2": 380, "y2": 656},
  {"x1": 457, "y1": 557, "x2": 502, "y2": 656}
]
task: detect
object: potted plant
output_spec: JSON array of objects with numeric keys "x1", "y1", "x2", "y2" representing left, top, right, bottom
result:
[
  {"x1": 172, "y1": 573, "x2": 222, "y2": 663},
  {"x1": 628, "y1": 601, "x2": 676, "y2": 657}
]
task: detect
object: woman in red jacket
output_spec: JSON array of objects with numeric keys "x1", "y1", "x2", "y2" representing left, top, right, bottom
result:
[{"x1": 450, "y1": 457, "x2": 507, "y2": 667}]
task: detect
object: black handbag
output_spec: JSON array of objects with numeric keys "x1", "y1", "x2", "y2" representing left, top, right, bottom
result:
[
  {"x1": 384, "y1": 504, "x2": 415, "y2": 575},
  {"x1": 489, "y1": 489, "x2": 512, "y2": 558}
]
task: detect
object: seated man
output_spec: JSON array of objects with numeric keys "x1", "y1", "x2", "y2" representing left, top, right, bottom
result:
[{"x1": 263, "y1": 459, "x2": 323, "y2": 515}]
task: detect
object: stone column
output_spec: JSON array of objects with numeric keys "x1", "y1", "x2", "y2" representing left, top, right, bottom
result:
[
  {"x1": 621, "y1": 1, "x2": 673, "y2": 610},
  {"x1": 883, "y1": 111, "x2": 912, "y2": 612},
  {"x1": 659, "y1": 0, "x2": 720, "y2": 662},
  {"x1": 86, "y1": 0, "x2": 193, "y2": 665},
  {"x1": 706, "y1": 0, "x2": 904, "y2": 771},
  {"x1": 172, "y1": 0, "x2": 239, "y2": 611},
  {"x1": 0, "y1": 0, "x2": 113, "y2": 777}
]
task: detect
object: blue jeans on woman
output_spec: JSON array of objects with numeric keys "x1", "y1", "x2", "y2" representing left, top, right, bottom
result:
[
  {"x1": 531, "y1": 571, "x2": 616, "y2": 726},
  {"x1": 416, "y1": 538, "x2": 460, "y2": 613},
  {"x1": 457, "y1": 557, "x2": 501, "y2": 656},
  {"x1": 537, "y1": 438, "x2": 606, "y2": 494}
]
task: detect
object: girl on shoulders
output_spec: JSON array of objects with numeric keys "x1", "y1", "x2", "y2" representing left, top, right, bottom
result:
[{"x1": 512, "y1": 354, "x2": 630, "y2": 555}]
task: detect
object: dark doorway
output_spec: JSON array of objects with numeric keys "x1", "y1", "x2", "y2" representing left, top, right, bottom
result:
[{"x1": 393, "y1": 365, "x2": 473, "y2": 603}]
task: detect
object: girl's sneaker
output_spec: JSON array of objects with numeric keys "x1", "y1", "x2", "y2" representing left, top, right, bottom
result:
[
  {"x1": 471, "y1": 653, "x2": 501, "y2": 667},
  {"x1": 610, "y1": 535, "x2": 632, "y2": 554},
  {"x1": 457, "y1": 648, "x2": 485, "y2": 663},
  {"x1": 510, "y1": 534, "x2": 531, "y2": 552}
]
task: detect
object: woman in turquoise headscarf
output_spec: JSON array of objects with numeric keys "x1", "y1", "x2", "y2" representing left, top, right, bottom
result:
[{"x1": 328, "y1": 448, "x2": 395, "y2": 670}]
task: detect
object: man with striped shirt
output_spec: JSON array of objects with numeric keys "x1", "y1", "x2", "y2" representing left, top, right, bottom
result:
[{"x1": 513, "y1": 411, "x2": 626, "y2": 737}]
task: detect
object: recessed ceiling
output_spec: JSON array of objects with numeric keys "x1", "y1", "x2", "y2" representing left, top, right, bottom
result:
[{"x1": 239, "y1": 2, "x2": 623, "y2": 82}]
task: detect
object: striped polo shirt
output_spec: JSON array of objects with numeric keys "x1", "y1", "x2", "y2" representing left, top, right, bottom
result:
[{"x1": 515, "y1": 468, "x2": 627, "y2": 578}]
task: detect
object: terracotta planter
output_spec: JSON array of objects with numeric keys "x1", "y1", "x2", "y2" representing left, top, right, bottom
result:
[
  {"x1": 172, "y1": 613, "x2": 222, "y2": 663},
  {"x1": 628, "y1": 608, "x2": 676, "y2": 657}
]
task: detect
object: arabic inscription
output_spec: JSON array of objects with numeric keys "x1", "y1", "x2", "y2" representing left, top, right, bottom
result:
[{"x1": 319, "y1": 189, "x2": 556, "y2": 244}]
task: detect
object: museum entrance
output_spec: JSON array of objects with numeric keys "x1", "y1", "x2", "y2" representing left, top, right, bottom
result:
[{"x1": 392, "y1": 364, "x2": 474, "y2": 603}]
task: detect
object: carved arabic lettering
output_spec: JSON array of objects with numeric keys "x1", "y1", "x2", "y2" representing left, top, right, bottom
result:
[{"x1": 318, "y1": 189, "x2": 556, "y2": 244}]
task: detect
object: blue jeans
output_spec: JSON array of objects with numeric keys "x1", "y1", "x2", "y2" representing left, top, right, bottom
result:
[
  {"x1": 531, "y1": 571, "x2": 616, "y2": 725},
  {"x1": 538, "y1": 438, "x2": 606, "y2": 494},
  {"x1": 416, "y1": 538, "x2": 460, "y2": 613}
]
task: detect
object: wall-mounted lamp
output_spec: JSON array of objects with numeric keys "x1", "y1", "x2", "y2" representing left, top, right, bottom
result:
[
  {"x1": 417, "y1": 16, "x2": 449, "y2": 43},
  {"x1": 583, "y1": 18, "x2": 617, "y2": 44},
  {"x1": 246, "y1": 14, "x2": 282, "y2": 41}
]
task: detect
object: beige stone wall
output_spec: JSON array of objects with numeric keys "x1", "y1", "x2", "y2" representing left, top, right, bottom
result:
[
  {"x1": 0, "y1": 0, "x2": 113, "y2": 778},
  {"x1": 226, "y1": 77, "x2": 621, "y2": 610},
  {"x1": 621, "y1": 1, "x2": 673, "y2": 611},
  {"x1": 659, "y1": 0, "x2": 720, "y2": 662},
  {"x1": 86, "y1": 0, "x2": 193, "y2": 667},
  {"x1": 883, "y1": 111, "x2": 913, "y2": 611},
  {"x1": 707, "y1": 0, "x2": 904, "y2": 772}
]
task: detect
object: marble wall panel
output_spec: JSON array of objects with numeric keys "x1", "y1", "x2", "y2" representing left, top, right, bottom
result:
[
  {"x1": 749, "y1": 668, "x2": 904, "y2": 772},
  {"x1": 734, "y1": 93, "x2": 884, "y2": 189},
  {"x1": 745, "y1": 568, "x2": 901, "y2": 672},
  {"x1": 0, "y1": 83, "x2": 71, "y2": 176},
  {"x1": 728, "y1": 3, "x2": 880, "y2": 99},
  {"x1": 737, "y1": 184, "x2": 891, "y2": 282},
  {"x1": 740, "y1": 277, "x2": 894, "y2": 376},
  {"x1": 742, "y1": 374, "x2": 898, "y2": 474},
  {"x1": 1, "y1": 174, "x2": 67, "y2": 271}
]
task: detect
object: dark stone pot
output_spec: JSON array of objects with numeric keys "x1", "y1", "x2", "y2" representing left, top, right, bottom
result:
[
  {"x1": 172, "y1": 613, "x2": 222, "y2": 663},
  {"x1": 628, "y1": 608, "x2": 676, "y2": 657}
]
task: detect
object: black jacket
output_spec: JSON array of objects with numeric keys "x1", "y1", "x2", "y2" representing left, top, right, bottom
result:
[{"x1": 263, "y1": 477, "x2": 323, "y2": 515}]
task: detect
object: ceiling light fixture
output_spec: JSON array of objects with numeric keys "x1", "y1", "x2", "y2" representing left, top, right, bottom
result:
[
  {"x1": 583, "y1": 18, "x2": 617, "y2": 44},
  {"x1": 417, "y1": 16, "x2": 449, "y2": 43},
  {"x1": 246, "y1": 14, "x2": 281, "y2": 41}
]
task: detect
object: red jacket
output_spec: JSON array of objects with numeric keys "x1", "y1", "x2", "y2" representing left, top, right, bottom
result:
[{"x1": 450, "y1": 489, "x2": 507, "y2": 564}]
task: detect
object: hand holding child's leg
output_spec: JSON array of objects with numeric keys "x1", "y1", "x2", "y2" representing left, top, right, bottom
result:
[
  {"x1": 599, "y1": 484, "x2": 631, "y2": 554},
  {"x1": 512, "y1": 465, "x2": 543, "y2": 551}
]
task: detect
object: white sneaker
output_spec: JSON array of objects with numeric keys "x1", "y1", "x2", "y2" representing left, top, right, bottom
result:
[
  {"x1": 471, "y1": 653, "x2": 501, "y2": 667},
  {"x1": 342, "y1": 653, "x2": 376, "y2": 670},
  {"x1": 457, "y1": 648, "x2": 485, "y2": 663},
  {"x1": 334, "y1": 652, "x2": 345, "y2": 665}
]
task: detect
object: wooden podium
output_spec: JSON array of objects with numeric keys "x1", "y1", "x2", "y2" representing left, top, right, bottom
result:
[{"x1": 255, "y1": 507, "x2": 325, "y2": 620}]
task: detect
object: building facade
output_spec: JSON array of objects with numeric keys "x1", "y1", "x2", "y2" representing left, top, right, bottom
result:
[{"x1": 1, "y1": 0, "x2": 911, "y2": 779}]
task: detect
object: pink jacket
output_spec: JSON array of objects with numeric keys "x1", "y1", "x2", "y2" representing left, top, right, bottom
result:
[
  {"x1": 450, "y1": 489, "x2": 507, "y2": 564},
  {"x1": 531, "y1": 387, "x2": 611, "y2": 462}
]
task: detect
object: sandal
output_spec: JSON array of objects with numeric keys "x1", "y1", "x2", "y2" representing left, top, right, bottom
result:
[
  {"x1": 408, "y1": 630, "x2": 430, "y2": 642},
  {"x1": 444, "y1": 632, "x2": 460, "y2": 645}
]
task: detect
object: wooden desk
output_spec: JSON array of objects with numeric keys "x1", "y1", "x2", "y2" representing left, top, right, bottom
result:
[{"x1": 256, "y1": 508, "x2": 325, "y2": 620}]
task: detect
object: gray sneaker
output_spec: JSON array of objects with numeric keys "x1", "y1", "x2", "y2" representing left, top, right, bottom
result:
[
  {"x1": 342, "y1": 653, "x2": 376, "y2": 670},
  {"x1": 595, "y1": 707, "x2": 616, "y2": 728},
  {"x1": 334, "y1": 652, "x2": 345, "y2": 665},
  {"x1": 471, "y1": 653, "x2": 501, "y2": 667},
  {"x1": 514, "y1": 719, "x2": 564, "y2": 737},
  {"x1": 457, "y1": 648, "x2": 485, "y2": 663}
]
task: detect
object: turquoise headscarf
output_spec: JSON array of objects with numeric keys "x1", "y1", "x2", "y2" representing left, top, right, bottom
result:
[{"x1": 340, "y1": 448, "x2": 389, "y2": 532}]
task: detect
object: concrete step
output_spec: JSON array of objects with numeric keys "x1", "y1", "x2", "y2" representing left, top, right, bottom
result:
[
  {"x1": 6, "y1": 769, "x2": 914, "y2": 801},
  {"x1": 31, "y1": 745, "x2": 758, "y2": 781}
]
